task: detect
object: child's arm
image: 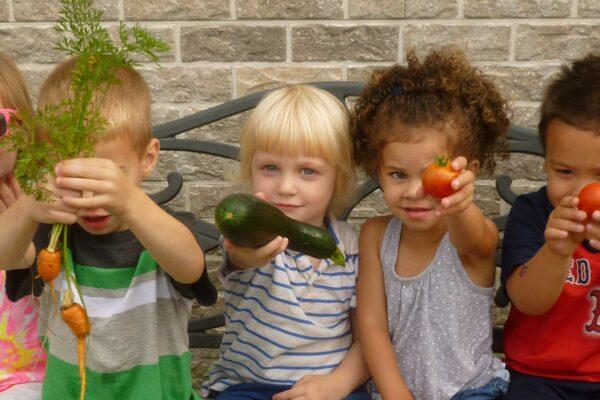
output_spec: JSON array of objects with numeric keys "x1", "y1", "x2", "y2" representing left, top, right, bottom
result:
[
  {"x1": 441, "y1": 157, "x2": 498, "y2": 285},
  {"x1": 56, "y1": 158, "x2": 204, "y2": 283},
  {"x1": 356, "y1": 217, "x2": 414, "y2": 400},
  {"x1": 272, "y1": 311, "x2": 370, "y2": 400},
  {"x1": 223, "y1": 236, "x2": 288, "y2": 270},
  {"x1": 507, "y1": 195, "x2": 587, "y2": 315}
]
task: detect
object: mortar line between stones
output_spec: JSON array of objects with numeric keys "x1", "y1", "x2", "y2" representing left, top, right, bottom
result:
[
  {"x1": 175, "y1": 25, "x2": 182, "y2": 63},
  {"x1": 230, "y1": 0, "x2": 237, "y2": 20},
  {"x1": 7, "y1": 0, "x2": 14, "y2": 22},
  {"x1": 118, "y1": 0, "x2": 124, "y2": 21},
  {"x1": 508, "y1": 25, "x2": 517, "y2": 62},
  {"x1": 397, "y1": 25, "x2": 404, "y2": 62},
  {"x1": 232, "y1": 65, "x2": 238, "y2": 99},
  {"x1": 2, "y1": 18, "x2": 600, "y2": 28},
  {"x1": 457, "y1": 0, "x2": 465, "y2": 18},
  {"x1": 286, "y1": 26, "x2": 292, "y2": 62},
  {"x1": 571, "y1": 0, "x2": 579, "y2": 18},
  {"x1": 342, "y1": 0, "x2": 349, "y2": 19}
]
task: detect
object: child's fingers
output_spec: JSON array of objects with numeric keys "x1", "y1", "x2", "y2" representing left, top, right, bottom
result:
[
  {"x1": 6, "y1": 173, "x2": 21, "y2": 198},
  {"x1": 56, "y1": 176, "x2": 111, "y2": 194},
  {"x1": 56, "y1": 159, "x2": 114, "y2": 180},
  {"x1": 545, "y1": 227, "x2": 569, "y2": 240},
  {"x1": 254, "y1": 192, "x2": 267, "y2": 201},
  {"x1": 0, "y1": 178, "x2": 17, "y2": 208},
  {"x1": 549, "y1": 217, "x2": 585, "y2": 234},
  {"x1": 450, "y1": 170, "x2": 474, "y2": 191},
  {"x1": 559, "y1": 195, "x2": 579, "y2": 208},
  {"x1": 48, "y1": 209, "x2": 78, "y2": 225},
  {"x1": 62, "y1": 194, "x2": 107, "y2": 210},
  {"x1": 585, "y1": 221, "x2": 600, "y2": 240},
  {"x1": 256, "y1": 236, "x2": 287, "y2": 259},
  {"x1": 441, "y1": 183, "x2": 473, "y2": 208},
  {"x1": 272, "y1": 386, "x2": 304, "y2": 400},
  {"x1": 593, "y1": 210, "x2": 600, "y2": 222},
  {"x1": 589, "y1": 239, "x2": 600, "y2": 251},
  {"x1": 554, "y1": 206, "x2": 587, "y2": 222},
  {"x1": 451, "y1": 156, "x2": 467, "y2": 171}
]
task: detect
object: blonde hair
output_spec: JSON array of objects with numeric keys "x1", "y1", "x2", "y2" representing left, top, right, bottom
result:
[
  {"x1": 239, "y1": 85, "x2": 355, "y2": 215},
  {"x1": 0, "y1": 51, "x2": 33, "y2": 116},
  {"x1": 38, "y1": 57, "x2": 152, "y2": 157}
]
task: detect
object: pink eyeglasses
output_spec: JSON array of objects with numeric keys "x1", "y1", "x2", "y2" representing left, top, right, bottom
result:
[{"x1": 0, "y1": 109, "x2": 18, "y2": 139}]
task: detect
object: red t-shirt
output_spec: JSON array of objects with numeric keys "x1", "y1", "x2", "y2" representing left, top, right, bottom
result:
[{"x1": 503, "y1": 242, "x2": 600, "y2": 381}]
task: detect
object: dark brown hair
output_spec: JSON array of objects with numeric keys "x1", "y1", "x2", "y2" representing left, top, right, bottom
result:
[
  {"x1": 350, "y1": 47, "x2": 509, "y2": 178},
  {"x1": 539, "y1": 53, "x2": 600, "y2": 151}
]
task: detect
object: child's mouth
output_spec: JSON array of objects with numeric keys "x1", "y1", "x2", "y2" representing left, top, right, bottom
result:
[
  {"x1": 402, "y1": 207, "x2": 432, "y2": 219},
  {"x1": 81, "y1": 215, "x2": 110, "y2": 230}
]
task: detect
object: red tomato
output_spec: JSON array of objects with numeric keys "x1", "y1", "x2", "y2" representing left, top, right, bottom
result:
[
  {"x1": 578, "y1": 182, "x2": 600, "y2": 221},
  {"x1": 421, "y1": 157, "x2": 460, "y2": 199}
]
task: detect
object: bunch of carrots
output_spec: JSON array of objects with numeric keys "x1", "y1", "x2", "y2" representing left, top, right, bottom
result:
[{"x1": 37, "y1": 224, "x2": 90, "y2": 400}]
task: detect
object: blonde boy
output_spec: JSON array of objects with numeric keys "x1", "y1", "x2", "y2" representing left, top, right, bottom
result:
[{"x1": 0, "y1": 57, "x2": 213, "y2": 400}]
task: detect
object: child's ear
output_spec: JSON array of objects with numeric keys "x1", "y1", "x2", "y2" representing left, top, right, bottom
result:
[
  {"x1": 467, "y1": 159, "x2": 480, "y2": 174},
  {"x1": 141, "y1": 138, "x2": 160, "y2": 178}
]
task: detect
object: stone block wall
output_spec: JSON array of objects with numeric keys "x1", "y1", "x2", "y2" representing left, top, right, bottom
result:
[{"x1": 2, "y1": 0, "x2": 599, "y2": 390}]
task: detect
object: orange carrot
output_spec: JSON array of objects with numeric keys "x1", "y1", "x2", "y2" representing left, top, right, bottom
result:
[
  {"x1": 61, "y1": 302, "x2": 90, "y2": 400},
  {"x1": 37, "y1": 248, "x2": 61, "y2": 312}
]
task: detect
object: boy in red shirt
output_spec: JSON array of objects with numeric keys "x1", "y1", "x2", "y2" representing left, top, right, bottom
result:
[{"x1": 501, "y1": 53, "x2": 600, "y2": 399}]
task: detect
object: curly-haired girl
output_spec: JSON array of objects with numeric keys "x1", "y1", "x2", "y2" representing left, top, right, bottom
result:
[{"x1": 352, "y1": 47, "x2": 510, "y2": 400}]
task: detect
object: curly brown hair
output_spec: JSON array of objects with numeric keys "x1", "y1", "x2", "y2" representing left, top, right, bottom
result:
[{"x1": 350, "y1": 47, "x2": 510, "y2": 178}]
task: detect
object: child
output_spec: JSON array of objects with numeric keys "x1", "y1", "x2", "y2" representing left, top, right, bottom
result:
[
  {"x1": 501, "y1": 53, "x2": 600, "y2": 399},
  {"x1": 0, "y1": 50, "x2": 46, "y2": 400},
  {"x1": 0, "y1": 57, "x2": 215, "y2": 400},
  {"x1": 201, "y1": 85, "x2": 370, "y2": 400},
  {"x1": 352, "y1": 48, "x2": 511, "y2": 400}
]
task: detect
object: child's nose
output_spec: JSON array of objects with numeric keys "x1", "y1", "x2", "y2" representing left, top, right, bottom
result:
[
  {"x1": 277, "y1": 175, "x2": 298, "y2": 195},
  {"x1": 406, "y1": 179, "x2": 425, "y2": 199}
]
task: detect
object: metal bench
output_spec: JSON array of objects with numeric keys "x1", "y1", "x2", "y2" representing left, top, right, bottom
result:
[{"x1": 149, "y1": 81, "x2": 544, "y2": 355}]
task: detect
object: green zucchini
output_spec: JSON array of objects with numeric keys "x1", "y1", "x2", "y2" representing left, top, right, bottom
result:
[{"x1": 215, "y1": 193, "x2": 345, "y2": 266}]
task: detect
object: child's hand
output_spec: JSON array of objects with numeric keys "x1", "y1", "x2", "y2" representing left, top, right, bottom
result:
[
  {"x1": 585, "y1": 210, "x2": 600, "y2": 250},
  {"x1": 545, "y1": 195, "x2": 587, "y2": 257},
  {"x1": 438, "y1": 156, "x2": 475, "y2": 216},
  {"x1": 23, "y1": 175, "x2": 79, "y2": 225},
  {"x1": 55, "y1": 158, "x2": 139, "y2": 218},
  {"x1": 0, "y1": 173, "x2": 21, "y2": 212},
  {"x1": 272, "y1": 374, "x2": 347, "y2": 400},
  {"x1": 224, "y1": 236, "x2": 288, "y2": 270}
]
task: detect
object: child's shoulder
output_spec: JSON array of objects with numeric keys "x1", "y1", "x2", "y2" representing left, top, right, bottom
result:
[
  {"x1": 509, "y1": 186, "x2": 553, "y2": 223},
  {"x1": 360, "y1": 215, "x2": 395, "y2": 238}
]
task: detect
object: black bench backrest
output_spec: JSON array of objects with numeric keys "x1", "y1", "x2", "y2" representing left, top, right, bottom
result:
[{"x1": 149, "y1": 81, "x2": 544, "y2": 353}]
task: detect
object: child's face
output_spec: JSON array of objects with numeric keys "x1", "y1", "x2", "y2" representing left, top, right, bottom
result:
[
  {"x1": 251, "y1": 150, "x2": 336, "y2": 227},
  {"x1": 378, "y1": 131, "x2": 448, "y2": 231},
  {"x1": 76, "y1": 137, "x2": 153, "y2": 235},
  {"x1": 544, "y1": 118, "x2": 600, "y2": 207}
]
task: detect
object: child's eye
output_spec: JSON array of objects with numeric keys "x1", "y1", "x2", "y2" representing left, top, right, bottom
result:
[
  {"x1": 390, "y1": 171, "x2": 406, "y2": 180},
  {"x1": 556, "y1": 169, "x2": 572, "y2": 176},
  {"x1": 263, "y1": 164, "x2": 278, "y2": 173},
  {"x1": 301, "y1": 167, "x2": 316, "y2": 176}
]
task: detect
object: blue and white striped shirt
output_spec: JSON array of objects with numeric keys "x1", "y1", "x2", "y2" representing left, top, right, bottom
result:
[{"x1": 201, "y1": 217, "x2": 359, "y2": 395}]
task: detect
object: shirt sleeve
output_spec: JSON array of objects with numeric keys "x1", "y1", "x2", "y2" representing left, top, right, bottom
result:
[
  {"x1": 500, "y1": 192, "x2": 549, "y2": 290},
  {"x1": 5, "y1": 224, "x2": 51, "y2": 302},
  {"x1": 165, "y1": 208, "x2": 217, "y2": 306}
]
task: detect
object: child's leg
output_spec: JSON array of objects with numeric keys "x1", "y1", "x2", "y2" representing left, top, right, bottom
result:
[
  {"x1": 0, "y1": 382, "x2": 43, "y2": 400},
  {"x1": 450, "y1": 377, "x2": 508, "y2": 400},
  {"x1": 213, "y1": 383, "x2": 292, "y2": 400},
  {"x1": 507, "y1": 370, "x2": 600, "y2": 400}
]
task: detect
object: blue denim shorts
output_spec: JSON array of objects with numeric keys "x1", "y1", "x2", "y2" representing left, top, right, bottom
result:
[{"x1": 450, "y1": 377, "x2": 509, "y2": 400}]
